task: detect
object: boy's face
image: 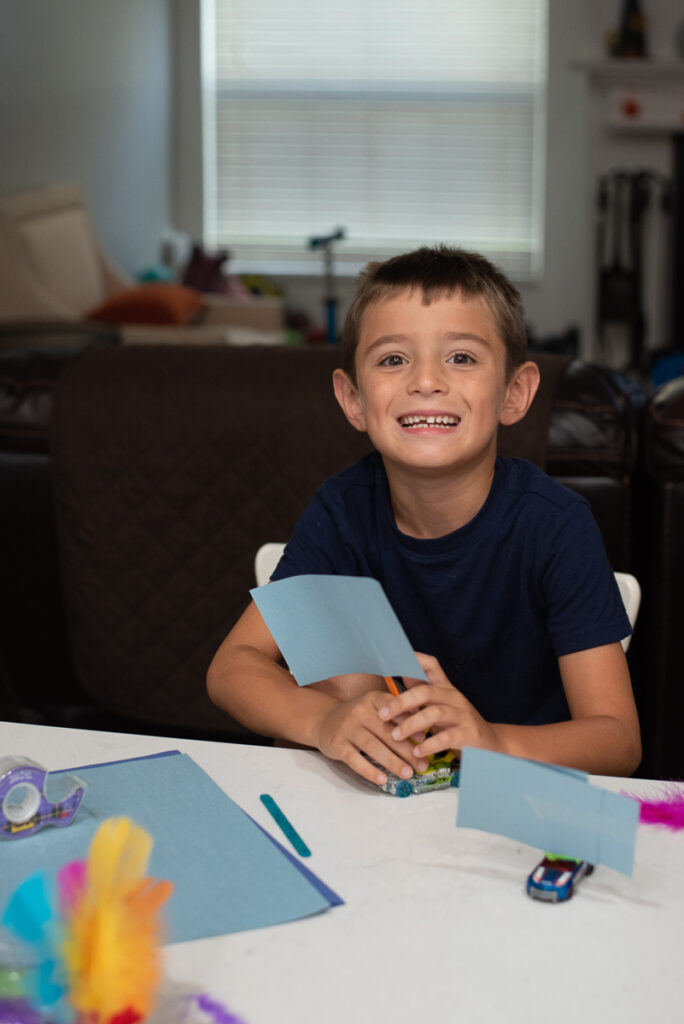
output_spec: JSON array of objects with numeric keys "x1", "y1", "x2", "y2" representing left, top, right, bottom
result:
[{"x1": 334, "y1": 289, "x2": 529, "y2": 478}]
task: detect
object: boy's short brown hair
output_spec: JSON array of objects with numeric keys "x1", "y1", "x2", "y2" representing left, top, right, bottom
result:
[{"x1": 340, "y1": 245, "x2": 528, "y2": 384}]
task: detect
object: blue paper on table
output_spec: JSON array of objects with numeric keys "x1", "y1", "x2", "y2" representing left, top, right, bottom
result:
[
  {"x1": 251, "y1": 574, "x2": 427, "y2": 686},
  {"x1": 0, "y1": 752, "x2": 342, "y2": 942},
  {"x1": 456, "y1": 748, "x2": 639, "y2": 876}
]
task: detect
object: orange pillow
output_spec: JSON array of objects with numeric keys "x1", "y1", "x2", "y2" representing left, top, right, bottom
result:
[{"x1": 86, "y1": 283, "x2": 205, "y2": 326}]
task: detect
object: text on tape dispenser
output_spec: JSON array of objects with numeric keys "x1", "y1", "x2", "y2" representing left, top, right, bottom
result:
[{"x1": 0, "y1": 756, "x2": 86, "y2": 839}]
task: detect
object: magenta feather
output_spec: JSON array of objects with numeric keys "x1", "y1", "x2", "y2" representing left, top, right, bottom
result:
[
  {"x1": 622, "y1": 783, "x2": 684, "y2": 830},
  {"x1": 56, "y1": 859, "x2": 86, "y2": 915}
]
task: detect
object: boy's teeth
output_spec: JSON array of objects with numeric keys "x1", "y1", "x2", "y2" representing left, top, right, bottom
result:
[{"x1": 400, "y1": 414, "x2": 459, "y2": 427}]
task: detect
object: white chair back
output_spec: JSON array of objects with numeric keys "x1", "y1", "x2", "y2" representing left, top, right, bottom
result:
[
  {"x1": 614, "y1": 571, "x2": 641, "y2": 652},
  {"x1": 254, "y1": 542, "x2": 286, "y2": 587}
]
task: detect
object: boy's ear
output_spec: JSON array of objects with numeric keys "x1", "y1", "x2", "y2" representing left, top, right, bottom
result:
[
  {"x1": 499, "y1": 361, "x2": 540, "y2": 426},
  {"x1": 332, "y1": 368, "x2": 367, "y2": 432}
]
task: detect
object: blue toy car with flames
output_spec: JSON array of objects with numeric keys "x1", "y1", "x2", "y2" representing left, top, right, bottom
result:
[{"x1": 526, "y1": 854, "x2": 594, "y2": 902}]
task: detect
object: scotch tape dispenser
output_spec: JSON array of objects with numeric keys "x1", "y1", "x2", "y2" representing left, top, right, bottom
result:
[{"x1": 0, "y1": 755, "x2": 86, "y2": 839}]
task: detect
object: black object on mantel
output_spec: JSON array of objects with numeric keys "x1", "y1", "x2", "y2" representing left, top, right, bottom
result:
[{"x1": 610, "y1": 0, "x2": 648, "y2": 58}]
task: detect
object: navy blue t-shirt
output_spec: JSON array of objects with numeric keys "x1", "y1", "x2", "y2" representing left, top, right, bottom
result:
[{"x1": 271, "y1": 452, "x2": 631, "y2": 726}]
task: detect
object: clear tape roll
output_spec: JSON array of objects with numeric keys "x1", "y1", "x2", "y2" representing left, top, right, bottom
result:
[{"x1": 0, "y1": 755, "x2": 86, "y2": 839}]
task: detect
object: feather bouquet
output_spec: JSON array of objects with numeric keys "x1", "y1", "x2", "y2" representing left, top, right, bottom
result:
[{"x1": 0, "y1": 817, "x2": 172, "y2": 1024}]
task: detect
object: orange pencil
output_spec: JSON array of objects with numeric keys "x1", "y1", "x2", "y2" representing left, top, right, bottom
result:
[{"x1": 384, "y1": 675, "x2": 406, "y2": 697}]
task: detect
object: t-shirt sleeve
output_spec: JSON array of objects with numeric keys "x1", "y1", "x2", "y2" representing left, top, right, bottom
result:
[
  {"x1": 541, "y1": 500, "x2": 632, "y2": 657},
  {"x1": 269, "y1": 490, "x2": 359, "y2": 581}
]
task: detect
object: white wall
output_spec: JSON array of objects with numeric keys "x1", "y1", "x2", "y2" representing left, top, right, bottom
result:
[
  {"x1": 0, "y1": 0, "x2": 172, "y2": 275},
  {"x1": 517, "y1": 1, "x2": 590, "y2": 348}
]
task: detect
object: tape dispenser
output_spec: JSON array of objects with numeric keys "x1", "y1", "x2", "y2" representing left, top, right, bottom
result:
[{"x1": 0, "y1": 755, "x2": 86, "y2": 839}]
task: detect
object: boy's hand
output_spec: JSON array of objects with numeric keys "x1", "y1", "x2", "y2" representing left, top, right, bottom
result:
[
  {"x1": 314, "y1": 690, "x2": 430, "y2": 787},
  {"x1": 377, "y1": 652, "x2": 502, "y2": 759}
]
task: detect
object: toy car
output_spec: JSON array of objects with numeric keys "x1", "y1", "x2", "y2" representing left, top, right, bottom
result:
[
  {"x1": 378, "y1": 753, "x2": 460, "y2": 797},
  {"x1": 526, "y1": 854, "x2": 594, "y2": 902}
]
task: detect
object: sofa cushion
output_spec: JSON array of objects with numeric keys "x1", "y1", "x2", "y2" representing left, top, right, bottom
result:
[
  {"x1": 0, "y1": 326, "x2": 119, "y2": 453},
  {"x1": 546, "y1": 360, "x2": 641, "y2": 480},
  {"x1": 87, "y1": 283, "x2": 205, "y2": 326},
  {"x1": 644, "y1": 376, "x2": 684, "y2": 481}
]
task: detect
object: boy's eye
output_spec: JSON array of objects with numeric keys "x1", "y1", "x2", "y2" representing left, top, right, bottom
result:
[
  {"x1": 379, "y1": 353, "x2": 406, "y2": 366},
  {"x1": 449, "y1": 352, "x2": 475, "y2": 365}
]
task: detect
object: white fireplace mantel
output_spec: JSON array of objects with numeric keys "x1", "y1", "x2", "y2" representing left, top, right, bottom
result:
[
  {"x1": 573, "y1": 58, "x2": 684, "y2": 133},
  {"x1": 573, "y1": 58, "x2": 684, "y2": 87}
]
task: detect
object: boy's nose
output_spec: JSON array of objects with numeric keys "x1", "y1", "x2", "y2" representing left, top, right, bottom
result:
[{"x1": 407, "y1": 359, "x2": 447, "y2": 394}]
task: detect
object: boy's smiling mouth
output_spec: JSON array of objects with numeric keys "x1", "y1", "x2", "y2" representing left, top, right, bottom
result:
[{"x1": 398, "y1": 414, "x2": 461, "y2": 429}]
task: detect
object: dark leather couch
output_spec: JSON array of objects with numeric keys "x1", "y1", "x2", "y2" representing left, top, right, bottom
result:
[
  {"x1": 2, "y1": 327, "x2": 676, "y2": 777},
  {"x1": 639, "y1": 378, "x2": 684, "y2": 780}
]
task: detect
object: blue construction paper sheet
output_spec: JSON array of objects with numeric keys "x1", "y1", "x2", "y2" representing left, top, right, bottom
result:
[
  {"x1": 251, "y1": 574, "x2": 427, "y2": 686},
  {"x1": 456, "y1": 748, "x2": 639, "y2": 876},
  {"x1": 0, "y1": 752, "x2": 342, "y2": 942}
]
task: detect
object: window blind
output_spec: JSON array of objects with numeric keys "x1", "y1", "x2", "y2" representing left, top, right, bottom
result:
[{"x1": 206, "y1": 0, "x2": 548, "y2": 279}]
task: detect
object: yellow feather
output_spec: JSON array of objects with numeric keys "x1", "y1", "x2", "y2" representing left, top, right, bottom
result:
[
  {"x1": 60, "y1": 817, "x2": 173, "y2": 1021},
  {"x1": 88, "y1": 818, "x2": 153, "y2": 896}
]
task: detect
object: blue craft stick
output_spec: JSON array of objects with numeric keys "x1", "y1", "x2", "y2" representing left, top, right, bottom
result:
[{"x1": 260, "y1": 794, "x2": 311, "y2": 858}]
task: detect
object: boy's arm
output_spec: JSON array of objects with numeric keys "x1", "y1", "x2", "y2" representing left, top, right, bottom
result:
[
  {"x1": 495, "y1": 643, "x2": 641, "y2": 775},
  {"x1": 380, "y1": 645, "x2": 642, "y2": 777},
  {"x1": 207, "y1": 600, "x2": 337, "y2": 748},
  {"x1": 206, "y1": 600, "x2": 429, "y2": 783}
]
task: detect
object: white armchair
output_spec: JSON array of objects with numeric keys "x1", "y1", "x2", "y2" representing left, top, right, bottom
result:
[
  {"x1": 0, "y1": 183, "x2": 132, "y2": 321},
  {"x1": 0, "y1": 183, "x2": 284, "y2": 345}
]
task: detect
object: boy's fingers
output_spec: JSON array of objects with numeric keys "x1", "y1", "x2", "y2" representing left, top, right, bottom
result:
[
  {"x1": 414, "y1": 651, "x2": 454, "y2": 689},
  {"x1": 390, "y1": 706, "x2": 443, "y2": 741},
  {"x1": 382, "y1": 684, "x2": 430, "y2": 710},
  {"x1": 379, "y1": 683, "x2": 453, "y2": 721},
  {"x1": 346, "y1": 747, "x2": 391, "y2": 786},
  {"x1": 331, "y1": 701, "x2": 429, "y2": 775},
  {"x1": 343, "y1": 735, "x2": 424, "y2": 786},
  {"x1": 361, "y1": 737, "x2": 418, "y2": 780},
  {"x1": 412, "y1": 729, "x2": 463, "y2": 759},
  {"x1": 379, "y1": 728, "x2": 431, "y2": 772}
]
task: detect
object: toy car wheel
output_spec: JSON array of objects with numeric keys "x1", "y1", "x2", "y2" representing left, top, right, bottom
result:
[{"x1": 396, "y1": 780, "x2": 413, "y2": 798}]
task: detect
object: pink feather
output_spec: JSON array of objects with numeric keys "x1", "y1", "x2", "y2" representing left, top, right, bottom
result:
[
  {"x1": 622, "y1": 783, "x2": 684, "y2": 830},
  {"x1": 56, "y1": 859, "x2": 86, "y2": 914}
]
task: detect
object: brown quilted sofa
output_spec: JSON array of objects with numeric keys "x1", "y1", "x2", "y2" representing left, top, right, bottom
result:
[{"x1": 1, "y1": 337, "x2": 652, "y2": 759}]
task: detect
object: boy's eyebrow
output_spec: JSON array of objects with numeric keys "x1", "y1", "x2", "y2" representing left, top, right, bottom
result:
[
  {"x1": 443, "y1": 331, "x2": 495, "y2": 348},
  {"x1": 363, "y1": 330, "x2": 495, "y2": 355}
]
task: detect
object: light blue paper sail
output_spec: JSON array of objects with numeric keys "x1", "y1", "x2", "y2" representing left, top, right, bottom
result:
[
  {"x1": 251, "y1": 574, "x2": 428, "y2": 686},
  {"x1": 456, "y1": 748, "x2": 639, "y2": 876}
]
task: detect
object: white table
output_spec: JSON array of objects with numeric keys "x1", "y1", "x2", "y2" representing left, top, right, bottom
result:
[{"x1": 1, "y1": 721, "x2": 682, "y2": 1024}]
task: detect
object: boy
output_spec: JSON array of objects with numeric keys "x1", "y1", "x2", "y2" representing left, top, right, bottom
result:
[{"x1": 207, "y1": 246, "x2": 641, "y2": 784}]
